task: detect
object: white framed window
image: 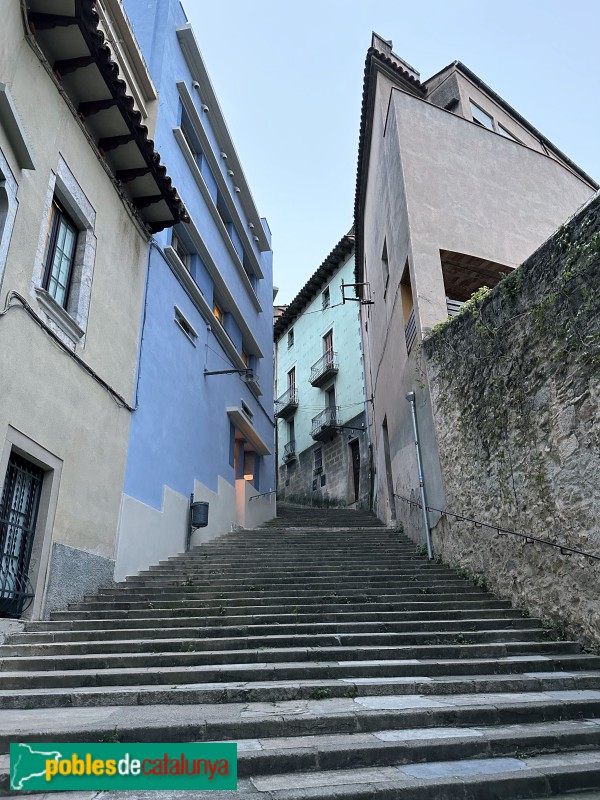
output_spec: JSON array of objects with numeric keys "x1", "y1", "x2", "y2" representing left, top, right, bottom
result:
[
  {"x1": 469, "y1": 100, "x2": 494, "y2": 130},
  {"x1": 33, "y1": 157, "x2": 97, "y2": 349},
  {"x1": 0, "y1": 149, "x2": 19, "y2": 289},
  {"x1": 174, "y1": 305, "x2": 198, "y2": 346},
  {"x1": 322, "y1": 287, "x2": 330, "y2": 309},
  {"x1": 498, "y1": 123, "x2": 521, "y2": 143},
  {"x1": 287, "y1": 328, "x2": 294, "y2": 349},
  {"x1": 41, "y1": 201, "x2": 78, "y2": 307},
  {"x1": 171, "y1": 231, "x2": 191, "y2": 269}
]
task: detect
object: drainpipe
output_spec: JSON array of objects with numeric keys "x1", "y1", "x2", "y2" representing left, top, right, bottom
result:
[{"x1": 406, "y1": 392, "x2": 433, "y2": 560}]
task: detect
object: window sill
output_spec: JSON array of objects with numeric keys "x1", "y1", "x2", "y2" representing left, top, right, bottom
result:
[{"x1": 34, "y1": 286, "x2": 85, "y2": 345}]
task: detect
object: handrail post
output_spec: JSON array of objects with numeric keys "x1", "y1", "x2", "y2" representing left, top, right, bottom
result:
[{"x1": 406, "y1": 391, "x2": 433, "y2": 560}]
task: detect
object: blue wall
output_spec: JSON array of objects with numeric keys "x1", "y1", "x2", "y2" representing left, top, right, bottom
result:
[{"x1": 122, "y1": 0, "x2": 274, "y2": 510}]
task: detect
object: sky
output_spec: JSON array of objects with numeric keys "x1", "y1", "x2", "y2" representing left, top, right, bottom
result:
[{"x1": 181, "y1": 0, "x2": 600, "y2": 305}]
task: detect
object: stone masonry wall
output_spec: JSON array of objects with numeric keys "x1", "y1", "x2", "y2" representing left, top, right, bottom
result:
[
  {"x1": 278, "y1": 413, "x2": 370, "y2": 509},
  {"x1": 423, "y1": 194, "x2": 600, "y2": 646}
]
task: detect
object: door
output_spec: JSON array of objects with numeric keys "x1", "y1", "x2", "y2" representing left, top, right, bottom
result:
[
  {"x1": 350, "y1": 440, "x2": 360, "y2": 503},
  {"x1": 0, "y1": 453, "x2": 44, "y2": 617}
]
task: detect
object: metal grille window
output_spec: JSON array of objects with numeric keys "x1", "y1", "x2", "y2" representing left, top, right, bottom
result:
[
  {"x1": 0, "y1": 453, "x2": 44, "y2": 617},
  {"x1": 42, "y1": 201, "x2": 78, "y2": 307},
  {"x1": 313, "y1": 447, "x2": 323, "y2": 474}
]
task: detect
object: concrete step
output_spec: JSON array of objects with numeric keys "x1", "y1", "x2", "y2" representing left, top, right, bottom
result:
[
  {"x1": 7, "y1": 719, "x2": 599, "y2": 795},
  {"x1": 0, "y1": 625, "x2": 556, "y2": 659},
  {"x1": 235, "y1": 718, "x2": 600, "y2": 776},
  {"x1": 89, "y1": 576, "x2": 476, "y2": 594},
  {"x1": 3, "y1": 669, "x2": 600, "y2": 710},
  {"x1": 234, "y1": 750, "x2": 600, "y2": 798},
  {"x1": 3, "y1": 516, "x2": 598, "y2": 797},
  {"x1": 3, "y1": 693, "x2": 600, "y2": 750},
  {"x1": 1, "y1": 653, "x2": 597, "y2": 691},
  {"x1": 12, "y1": 616, "x2": 542, "y2": 644},
  {"x1": 23, "y1": 607, "x2": 528, "y2": 643},
  {"x1": 45, "y1": 599, "x2": 514, "y2": 622},
  {"x1": 121, "y1": 568, "x2": 457, "y2": 584},
  {"x1": 0, "y1": 640, "x2": 582, "y2": 674},
  {"x1": 66, "y1": 590, "x2": 496, "y2": 611}
]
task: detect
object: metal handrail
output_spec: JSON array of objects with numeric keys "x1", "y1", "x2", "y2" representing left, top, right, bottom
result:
[
  {"x1": 310, "y1": 350, "x2": 339, "y2": 383},
  {"x1": 311, "y1": 405, "x2": 340, "y2": 437},
  {"x1": 446, "y1": 298, "x2": 466, "y2": 317},
  {"x1": 248, "y1": 489, "x2": 277, "y2": 503},
  {"x1": 393, "y1": 493, "x2": 600, "y2": 562},
  {"x1": 275, "y1": 387, "x2": 298, "y2": 412},
  {"x1": 283, "y1": 440, "x2": 296, "y2": 458}
]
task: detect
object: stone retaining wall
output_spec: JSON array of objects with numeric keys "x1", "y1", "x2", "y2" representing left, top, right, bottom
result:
[{"x1": 423, "y1": 194, "x2": 600, "y2": 646}]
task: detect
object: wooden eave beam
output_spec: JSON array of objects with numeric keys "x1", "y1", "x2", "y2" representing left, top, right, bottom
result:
[
  {"x1": 28, "y1": 12, "x2": 77, "y2": 30},
  {"x1": 54, "y1": 55, "x2": 96, "y2": 76},
  {"x1": 148, "y1": 220, "x2": 177, "y2": 233},
  {"x1": 133, "y1": 194, "x2": 165, "y2": 209},
  {"x1": 116, "y1": 167, "x2": 152, "y2": 183},
  {"x1": 98, "y1": 134, "x2": 134, "y2": 152},
  {"x1": 78, "y1": 98, "x2": 118, "y2": 117}
]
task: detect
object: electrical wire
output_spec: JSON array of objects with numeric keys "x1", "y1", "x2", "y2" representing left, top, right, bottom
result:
[{"x1": 0, "y1": 290, "x2": 134, "y2": 411}]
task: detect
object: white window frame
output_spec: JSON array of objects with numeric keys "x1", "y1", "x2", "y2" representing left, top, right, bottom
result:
[
  {"x1": 469, "y1": 100, "x2": 494, "y2": 131},
  {"x1": 0, "y1": 147, "x2": 19, "y2": 291},
  {"x1": 33, "y1": 156, "x2": 97, "y2": 349}
]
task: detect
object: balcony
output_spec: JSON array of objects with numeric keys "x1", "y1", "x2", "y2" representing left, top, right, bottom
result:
[
  {"x1": 309, "y1": 351, "x2": 339, "y2": 387},
  {"x1": 446, "y1": 298, "x2": 466, "y2": 317},
  {"x1": 311, "y1": 406, "x2": 340, "y2": 441},
  {"x1": 275, "y1": 387, "x2": 298, "y2": 419},
  {"x1": 283, "y1": 440, "x2": 297, "y2": 462}
]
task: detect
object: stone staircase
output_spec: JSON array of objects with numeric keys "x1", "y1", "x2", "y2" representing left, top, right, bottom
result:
[{"x1": 2, "y1": 503, "x2": 600, "y2": 798}]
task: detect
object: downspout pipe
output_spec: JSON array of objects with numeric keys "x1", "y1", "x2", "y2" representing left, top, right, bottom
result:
[{"x1": 406, "y1": 391, "x2": 433, "y2": 560}]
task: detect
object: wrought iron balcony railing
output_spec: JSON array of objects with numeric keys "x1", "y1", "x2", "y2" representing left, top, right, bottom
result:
[
  {"x1": 283, "y1": 440, "x2": 297, "y2": 461},
  {"x1": 311, "y1": 405, "x2": 340, "y2": 440},
  {"x1": 309, "y1": 350, "x2": 338, "y2": 387},
  {"x1": 274, "y1": 387, "x2": 298, "y2": 419}
]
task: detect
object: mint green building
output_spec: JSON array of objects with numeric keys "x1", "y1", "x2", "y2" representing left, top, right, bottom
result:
[{"x1": 274, "y1": 233, "x2": 370, "y2": 507}]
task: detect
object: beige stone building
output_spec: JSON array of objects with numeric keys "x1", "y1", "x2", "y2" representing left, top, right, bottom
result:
[
  {"x1": 0, "y1": 0, "x2": 186, "y2": 619},
  {"x1": 355, "y1": 34, "x2": 597, "y2": 535}
]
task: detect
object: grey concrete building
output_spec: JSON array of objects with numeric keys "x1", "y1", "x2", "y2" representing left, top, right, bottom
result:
[
  {"x1": 274, "y1": 233, "x2": 370, "y2": 508},
  {"x1": 355, "y1": 34, "x2": 597, "y2": 536}
]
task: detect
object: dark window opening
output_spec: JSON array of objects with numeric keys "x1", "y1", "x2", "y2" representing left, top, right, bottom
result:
[{"x1": 42, "y1": 200, "x2": 78, "y2": 308}]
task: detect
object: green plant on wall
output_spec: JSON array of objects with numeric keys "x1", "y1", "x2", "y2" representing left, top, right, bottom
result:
[{"x1": 422, "y1": 201, "x2": 600, "y2": 521}]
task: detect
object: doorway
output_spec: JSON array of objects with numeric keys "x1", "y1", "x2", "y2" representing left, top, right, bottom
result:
[
  {"x1": 349, "y1": 440, "x2": 360, "y2": 503},
  {"x1": 0, "y1": 452, "x2": 44, "y2": 617}
]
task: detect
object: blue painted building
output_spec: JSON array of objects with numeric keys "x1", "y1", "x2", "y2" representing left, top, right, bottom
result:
[{"x1": 115, "y1": 0, "x2": 275, "y2": 579}]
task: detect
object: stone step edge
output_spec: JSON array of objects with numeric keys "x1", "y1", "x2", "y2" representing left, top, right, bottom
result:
[{"x1": 1, "y1": 672, "x2": 600, "y2": 709}]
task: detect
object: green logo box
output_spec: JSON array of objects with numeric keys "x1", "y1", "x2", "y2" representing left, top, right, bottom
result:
[{"x1": 10, "y1": 742, "x2": 237, "y2": 792}]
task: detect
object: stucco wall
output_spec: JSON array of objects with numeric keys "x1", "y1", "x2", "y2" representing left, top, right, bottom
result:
[
  {"x1": 118, "y1": 0, "x2": 275, "y2": 574},
  {"x1": 423, "y1": 194, "x2": 600, "y2": 646},
  {"x1": 0, "y1": 5, "x2": 148, "y2": 614},
  {"x1": 361, "y1": 78, "x2": 596, "y2": 538},
  {"x1": 275, "y1": 253, "x2": 366, "y2": 464},
  {"x1": 275, "y1": 251, "x2": 370, "y2": 507}
]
